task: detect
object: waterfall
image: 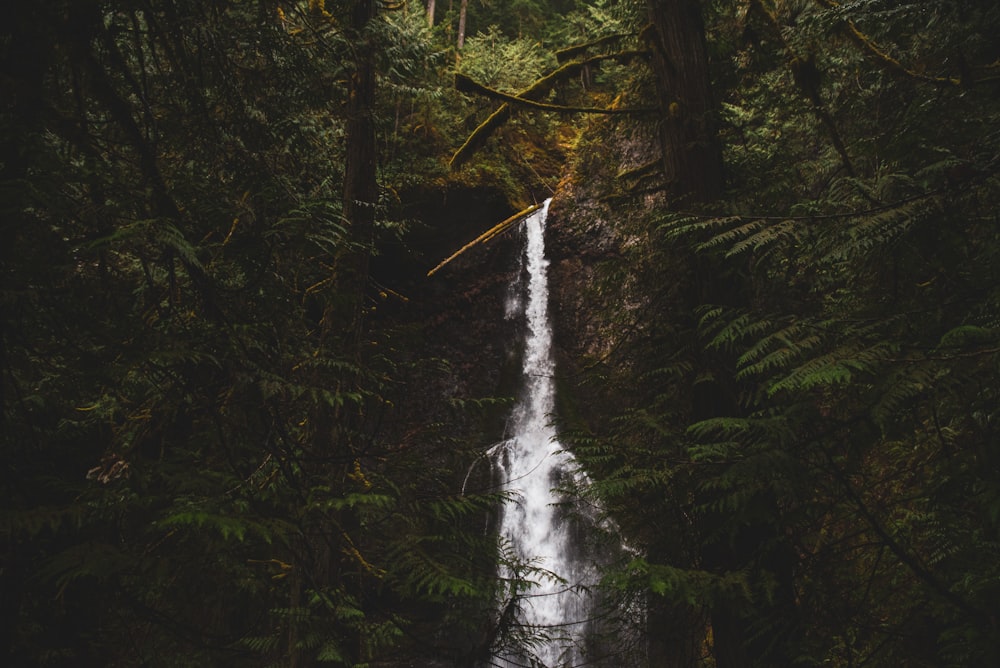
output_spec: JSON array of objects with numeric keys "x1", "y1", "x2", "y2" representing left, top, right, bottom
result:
[{"x1": 492, "y1": 199, "x2": 594, "y2": 668}]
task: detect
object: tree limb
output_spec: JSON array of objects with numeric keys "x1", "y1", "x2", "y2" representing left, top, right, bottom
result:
[
  {"x1": 450, "y1": 50, "x2": 650, "y2": 169},
  {"x1": 454, "y1": 73, "x2": 657, "y2": 115},
  {"x1": 749, "y1": 0, "x2": 857, "y2": 177},
  {"x1": 426, "y1": 203, "x2": 543, "y2": 277},
  {"x1": 813, "y1": 0, "x2": 961, "y2": 87},
  {"x1": 819, "y1": 437, "x2": 989, "y2": 623},
  {"x1": 448, "y1": 103, "x2": 513, "y2": 170},
  {"x1": 555, "y1": 33, "x2": 634, "y2": 62}
]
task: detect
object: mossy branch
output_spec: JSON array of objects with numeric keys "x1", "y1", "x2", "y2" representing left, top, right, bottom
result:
[
  {"x1": 449, "y1": 104, "x2": 513, "y2": 171},
  {"x1": 522, "y1": 50, "x2": 648, "y2": 98},
  {"x1": 450, "y1": 50, "x2": 650, "y2": 169},
  {"x1": 555, "y1": 33, "x2": 634, "y2": 63},
  {"x1": 454, "y1": 73, "x2": 657, "y2": 115},
  {"x1": 426, "y1": 203, "x2": 543, "y2": 277},
  {"x1": 813, "y1": 0, "x2": 961, "y2": 87}
]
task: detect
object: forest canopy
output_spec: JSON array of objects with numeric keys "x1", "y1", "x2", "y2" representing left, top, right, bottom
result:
[{"x1": 2, "y1": 0, "x2": 1000, "y2": 666}]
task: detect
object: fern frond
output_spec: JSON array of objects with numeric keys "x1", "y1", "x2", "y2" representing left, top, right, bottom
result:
[
  {"x1": 870, "y1": 361, "x2": 942, "y2": 428},
  {"x1": 157, "y1": 509, "x2": 253, "y2": 542},
  {"x1": 768, "y1": 340, "x2": 899, "y2": 395},
  {"x1": 828, "y1": 196, "x2": 935, "y2": 262},
  {"x1": 936, "y1": 325, "x2": 999, "y2": 350},
  {"x1": 736, "y1": 319, "x2": 824, "y2": 379},
  {"x1": 36, "y1": 541, "x2": 132, "y2": 590},
  {"x1": 155, "y1": 223, "x2": 204, "y2": 271},
  {"x1": 0, "y1": 505, "x2": 86, "y2": 538},
  {"x1": 386, "y1": 540, "x2": 480, "y2": 599},
  {"x1": 726, "y1": 219, "x2": 800, "y2": 258},
  {"x1": 657, "y1": 214, "x2": 743, "y2": 241},
  {"x1": 607, "y1": 558, "x2": 753, "y2": 607},
  {"x1": 706, "y1": 312, "x2": 777, "y2": 351},
  {"x1": 315, "y1": 641, "x2": 345, "y2": 663},
  {"x1": 696, "y1": 218, "x2": 767, "y2": 251},
  {"x1": 687, "y1": 414, "x2": 794, "y2": 448}
]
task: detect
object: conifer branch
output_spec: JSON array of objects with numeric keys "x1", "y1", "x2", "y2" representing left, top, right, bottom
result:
[
  {"x1": 670, "y1": 191, "x2": 941, "y2": 223},
  {"x1": 818, "y1": 436, "x2": 989, "y2": 622},
  {"x1": 749, "y1": 0, "x2": 857, "y2": 177},
  {"x1": 813, "y1": 0, "x2": 962, "y2": 87}
]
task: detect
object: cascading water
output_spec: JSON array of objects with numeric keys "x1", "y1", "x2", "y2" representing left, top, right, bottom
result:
[{"x1": 491, "y1": 199, "x2": 595, "y2": 668}]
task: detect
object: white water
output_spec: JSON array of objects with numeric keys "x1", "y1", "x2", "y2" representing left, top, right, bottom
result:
[{"x1": 493, "y1": 199, "x2": 593, "y2": 667}]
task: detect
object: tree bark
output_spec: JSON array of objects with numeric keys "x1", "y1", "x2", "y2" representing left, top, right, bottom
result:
[
  {"x1": 457, "y1": 0, "x2": 468, "y2": 50},
  {"x1": 342, "y1": 0, "x2": 379, "y2": 353},
  {"x1": 644, "y1": 0, "x2": 724, "y2": 203},
  {"x1": 643, "y1": 3, "x2": 726, "y2": 665},
  {"x1": 427, "y1": 0, "x2": 435, "y2": 27}
]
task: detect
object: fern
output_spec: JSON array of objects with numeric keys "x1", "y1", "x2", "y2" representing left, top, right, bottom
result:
[
  {"x1": 238, "y1": 633, "x2": 281, "y2": 653},
  {"x1": 736, "y1": 319, "x2": 824, "y2": 380},
  {"x1": 829, "y1": 196, "x2": 932, "y2": 261},
  {"x1": 36, "y1": 541, "x2": 133, "y2": 591},
  {"x1": 936, "y1": 325, "x2": 999, "y2": 349},
  {"x1": 767, "y1": 340, "x2": 899, "y2": 396},
  {"x1": 155, "y1": 222, "x2": 205, "y2": 271},
  {"x1": 607, "y1": 558, "x2": 753, "y2": 608},
  {"x1": 704, "y1": 311, "x2": 777, "y2": 351},
  {"x1": 725, "y1": 218, "x2": 800, "y2": 258},
  {"x1": 0, "y1": 505, "x2": 86, "y2": 538},
  {"x1": 869, "y1": 360, "x2": 942, "y2": 428},
  {"x1": 315, "y1": 641, "x2": 345, "y2": 663},
  {"x1": 386, "y1": 539, "x2": 480, "y2": 599}
]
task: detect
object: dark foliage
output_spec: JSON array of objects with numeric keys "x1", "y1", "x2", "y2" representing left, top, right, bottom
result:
[{"x1": 560, "y1": 1, "x2": 1000, "y2": 666}]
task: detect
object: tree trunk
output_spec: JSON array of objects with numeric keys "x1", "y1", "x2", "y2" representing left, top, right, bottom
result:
[
  {"x1": 427, "y1": 0, "x2": 435, "y2": 27},
  {"x1": 643, "y1": 3, "x2": 726, "y2": 666},
  {"x1": 342, "y1": 0, "x2": 379, "y2": 353},
  {"x1": 457, "y1": 0, "x2": 468, "y2": 50},
  {"x1": 645, "y1": 0, "x2": 724, "y2": 203}
]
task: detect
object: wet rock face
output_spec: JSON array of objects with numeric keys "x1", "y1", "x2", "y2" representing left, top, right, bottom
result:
[
  {"x1": 545, "y1": 117, "x2": 664, "y2": 382},
  {"x1": 546, "y1": 192, "x2": 617, "y2": 364}
]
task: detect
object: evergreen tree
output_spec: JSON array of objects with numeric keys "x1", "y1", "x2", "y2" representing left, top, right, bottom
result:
[
  {"x1": 561, "y1": 0, "x2": 1000, "y2": 665},
  {"x1": 1, "y1": 1, "x2": 504, "y2": 665}
]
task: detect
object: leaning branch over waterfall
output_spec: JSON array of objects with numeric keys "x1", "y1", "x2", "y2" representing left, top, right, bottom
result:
[{"x1": 426, "y1": 203, "x2": 543, "y2": 277}]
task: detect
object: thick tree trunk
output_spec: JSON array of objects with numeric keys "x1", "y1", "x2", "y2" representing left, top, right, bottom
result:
[
  {"x1": 427, "y1": 0, "x2": 435, "y2": 27},
  {"x1": 645, "y1": 0, "x2": 724, "y2": 203},
  {"x1": 643, "y1": 3, "x2": 727, "y2": 666}
]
